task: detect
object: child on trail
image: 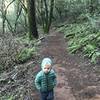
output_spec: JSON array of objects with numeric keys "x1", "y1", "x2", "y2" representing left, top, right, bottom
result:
[{"x1": 35, "y1": 58, "x2": 57, "y2": 100}]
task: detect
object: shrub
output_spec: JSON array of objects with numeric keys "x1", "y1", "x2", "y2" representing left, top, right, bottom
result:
[
  {"x1": 59, "y1": 22, "x2": 100, "y2": 63},
  {"x1": 16, "y1": 47, "x2": 37, "y2": 63}
]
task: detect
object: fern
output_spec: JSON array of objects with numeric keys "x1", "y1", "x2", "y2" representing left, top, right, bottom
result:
[
  {"x1": 91, "y1": 51, "x2": 100, "y2": 63},
  {"x1": 16, "y1": 47, "x2": 36, "y2": 63},
  {"x1": 61, "y1": 21, "x2": 100, "y2": 63}
]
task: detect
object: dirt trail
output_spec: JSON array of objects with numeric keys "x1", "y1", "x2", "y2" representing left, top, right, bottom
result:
[
  {"x1": 34, "y1": 30, "x2": 100, "y2": 100},
  {"x1": 39, "y1": 31, "x2": 76, "y2": 100}
]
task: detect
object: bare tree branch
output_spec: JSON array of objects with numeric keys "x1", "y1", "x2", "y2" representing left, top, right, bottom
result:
[
  {"x1": 14, "y1": 3, "x2": 23, "y2": 32},
  {"x1": 19, "y1": 0, "x2": 27, "y2": 13},
  {"x1": 5, "y1": 0, "x2": 16, "y2": 12}
]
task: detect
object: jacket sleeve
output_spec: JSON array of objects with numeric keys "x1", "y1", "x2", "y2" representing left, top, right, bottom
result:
[
  {"x1": 35, "y1": 73, "x2": 41, "y2": 90},
  {"x1": 54, "y1": 73, "x2": 57, "y2": 86},
  {"x1": 52, "y1": 70, "x2": 57, "y2": 86}
]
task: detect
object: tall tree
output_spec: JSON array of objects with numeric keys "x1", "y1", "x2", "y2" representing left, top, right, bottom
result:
[
  {"x1": 1, "y1": 0, "x2": 5, "y2": 34},
  {"x1": 43, "y1": 0, "x2": 55, "y2": 33},
  {"x1": 36, "y1": 0, "x2": 55, "y2": 33},
  {"x1": 27, "y1": 0, "x2": 38, "y2": 39},
  {"x1": 47, "y1": 0, "x2": 55, "y2": 32}
]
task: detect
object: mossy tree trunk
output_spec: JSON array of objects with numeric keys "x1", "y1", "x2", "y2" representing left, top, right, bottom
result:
[
  {"x1": 27, "y1": 0, "x2": 38, "y2": 39},
  {"x1": 43, "y1": 0, "x2": 55, "y2": 33},
  {"x1": 1, "y1": 0, "x2": 5, "y2": 34},
  {"x1": 47, "y1": 0, "x2": 55, "y2": 33},
  {"x1": 37, "y1": 0, "x2": 55, "y2": 33}
]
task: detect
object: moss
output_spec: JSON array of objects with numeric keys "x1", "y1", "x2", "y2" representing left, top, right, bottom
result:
[{"x1": 16, "y1": 47, "x2": 37, "y2": 63}]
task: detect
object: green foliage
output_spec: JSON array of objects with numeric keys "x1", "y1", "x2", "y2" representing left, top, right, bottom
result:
[
  {"x1": 16, "y1": 47, "x2": 36, "y2": 63},
  {"x1": 91, "y1": 51, "x2": 100, "y2": 63},
  {"x1": 60, "y1": 22, "x2": 100, "y2": 63},
  {"x1": 15, "y1": 34, "x2": 37, "y2": 63},
  {"x1": 0, "y1": 95, "x2": 14, "y2": 100}
]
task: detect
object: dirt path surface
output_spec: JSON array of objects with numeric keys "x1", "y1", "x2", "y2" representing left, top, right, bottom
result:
[
  {"x1": 34, "y1": 30, "x2": 100, "y2": 100},
  {"x1": 39, "y1": 31, "x2": 76, "y2": 100}
]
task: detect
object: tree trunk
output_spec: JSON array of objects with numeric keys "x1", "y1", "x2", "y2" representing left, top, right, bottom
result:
[
  {"x1": 27, "y1": 0, "x2": 38, "y2": 39},
  {"x1": 43, "y1": 0, "x2": 48, "y2": 33},
  {"x1": 1, "y1": 0, "x2": 5, "y2": 34},
  {"x1": 43, "y1": 0, "x2": 55, "y2": 33},
  {"x1": 37, "y1": 0, "x2": 55, "y2": 33},
  {"x1": 47, "y1": 0, "x2": 55, "y2": 32}
]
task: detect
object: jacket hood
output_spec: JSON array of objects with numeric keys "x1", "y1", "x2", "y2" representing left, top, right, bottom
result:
[{"x1": 41, "y1": 58, "x2": 52, "y2": 69}]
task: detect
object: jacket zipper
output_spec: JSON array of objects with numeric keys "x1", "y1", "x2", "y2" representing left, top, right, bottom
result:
[{"x1": 46, "y1": 74, "x2": 48, "y2": 91}]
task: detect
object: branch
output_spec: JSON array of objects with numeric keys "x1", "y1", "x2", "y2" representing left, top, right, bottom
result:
[
  {"x1": 14, "y1": 6, "x2": 22, "y2": 32},
  {"x1": 19, "y1": 0, "x2": 27, "y2": 13},
  {"x1": 5, "y1": 0, "x2": 16, "y2": 12}
]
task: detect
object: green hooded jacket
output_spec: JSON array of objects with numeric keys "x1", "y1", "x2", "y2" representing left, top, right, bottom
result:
[{"x1": 35, "y1": 58, "x2": 57, "y2": 92}]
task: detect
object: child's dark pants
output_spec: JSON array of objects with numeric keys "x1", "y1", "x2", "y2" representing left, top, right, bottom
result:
[{"x1": 40, "y1": 90, "x2": 54, "y2": 100}]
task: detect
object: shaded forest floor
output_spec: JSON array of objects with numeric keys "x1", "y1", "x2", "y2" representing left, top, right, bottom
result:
[{"x1": 0, "y1": 29, "x2": 100, "y2": 100}]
